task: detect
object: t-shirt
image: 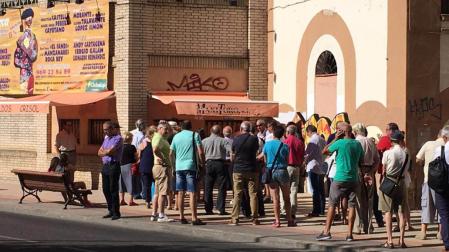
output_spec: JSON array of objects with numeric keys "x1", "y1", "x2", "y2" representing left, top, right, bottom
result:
[
  {"x1": 170, "y1": 130, "x2": 202, "y2": 171},
  {"x1": 416, "y1": 138, "x2": 445, "y2": 182},
  {"x1": 121, "y1": 144, "x2": 136, "y2": 165},
  {"x1": 328, "y1": 138, "x2": 364, "y2": 182},
  {"x1": 131, "y1": 129, "x2": 144, "y2": 147},
  {"x1": 263, "y1": 139, "x2": 289, "y2": 170},
  {"x1": 202, "y1": 134, "x2": 230, "y2": 160},
  {"x1": 283, "y1": 135, "x2": 305, "y2": 166},
  {"x1": 434, "y1": 141, "x2": 449, "y2": 165},
  {"x1": 152, "y1": 132, "x2": 171, "y2": 165},
  {"x1": 382, "y1": 144, "x2": 407, "y2": 177},
  {"x1": 232, "y1": 133, "x2": 259, "y2": 173}
]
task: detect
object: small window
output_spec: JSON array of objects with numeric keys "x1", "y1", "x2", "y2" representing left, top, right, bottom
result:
[
  {"x1": 59, "y1": 119, "x2": 80, "y2": 144},
  {"x1": 88, "y1": 119, "x2": 110, "y2": 145}
]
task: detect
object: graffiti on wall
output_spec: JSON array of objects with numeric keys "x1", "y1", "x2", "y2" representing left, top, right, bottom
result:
[
  {"x1": 166, "y1": 74, "x2": 229, "y2": 91},
  {"x1": 408, "y1": 97, "x2": 442, "y2": 120},
  {"x1": 298, "y1": 112, "x2": 351, "y2": 143}
]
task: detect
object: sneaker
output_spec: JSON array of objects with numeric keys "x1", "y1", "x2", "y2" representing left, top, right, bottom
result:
[
  {"x1": 288, "y1": 220, "x2": 297, "y2": 227},
  {"x1": 229, "y1": 219, "x2": 239, "y2": 226},
  {"x1": 150, "y1": 215, "x2": 158, "y2": 222},
  {"x1": 157, "y1": 216, "x2": 174, "y2": 223},
  {"x1": 102, "y1": 213, "x2": 113, "y2": 218},
  {"x1": 316, "y1": 232, "x2": 332, "y2": 241},
  {"x1": 180, "y1": 218, "x2": 189, "y2": 224},
  {"x1": 345, "y1": 235, "x2": 354, "y2": 242},
  {"x1": 111, "y1": 215, "x2": 121, "y2": 221},
  {"x1": 392, "y1": 225, "x2": 400, "y2": 232},
  {"x1": 192, "y1": 219, "x2": 206, "y2": 226}
]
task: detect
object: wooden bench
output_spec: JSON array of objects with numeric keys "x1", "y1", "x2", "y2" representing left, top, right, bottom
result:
[{"x1": 11, "y1": 169, "x2": 92, "y2": 209}]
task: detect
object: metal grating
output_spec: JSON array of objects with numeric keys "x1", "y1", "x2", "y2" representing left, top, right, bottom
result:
[{"x1": 148, "y1": 54, "x2": 248, "y2": 69}]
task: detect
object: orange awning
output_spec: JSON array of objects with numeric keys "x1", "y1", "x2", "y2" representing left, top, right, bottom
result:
[
  {"x1": 0, "y1": 91, "x2": 115, "y2": 113},
  {"x1": 151, "y1": 92, "x2": 279, "y2": 117}
]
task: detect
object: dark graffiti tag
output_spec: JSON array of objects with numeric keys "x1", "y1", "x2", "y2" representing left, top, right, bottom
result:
[
  {"x1": 166, "y1": 74, "x2": 229, "y2": 91},
  {"x1": 408, "y1": 97, "x2": 442, "y2": 120}
]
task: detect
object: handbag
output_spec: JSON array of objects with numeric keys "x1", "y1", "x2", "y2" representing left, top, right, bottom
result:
[
  {"x1": 261, "y1": 142, "x2": 283, "y2": 184},
  {"x1": 379, "y1": 153, "x2": 408, "y2": 201}
]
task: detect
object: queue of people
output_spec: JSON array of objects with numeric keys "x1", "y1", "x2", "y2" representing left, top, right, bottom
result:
[{"x1": 52, "y1": 117, "x2": 449, "y2": 250}]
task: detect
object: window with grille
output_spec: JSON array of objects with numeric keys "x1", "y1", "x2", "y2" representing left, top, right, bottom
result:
[
  {"x1": 59, "y1": 119, "x2": 80, "y2": 144},
  {"x1": 88, "y1": 119, "x2": 109, "y2": 145}
]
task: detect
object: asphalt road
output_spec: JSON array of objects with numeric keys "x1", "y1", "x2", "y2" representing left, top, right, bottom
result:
[{"x1": 0, "y1": 211, "x2": 307, "y2": 252}]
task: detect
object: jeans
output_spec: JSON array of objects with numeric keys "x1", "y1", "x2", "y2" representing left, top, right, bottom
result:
[
  {"x1": 309, "y1": 171, "x2": 325, "y2": 214},
  {"x1": 204, "y1": 160, "x2": 227, "y2": 213},
  {"x1": 280, "y1": 165, "x2": 300, "y2": 216},
  {"x1": 435, "y1": 192, "x2": 449, "y2": 250},
  {"x1": 102, "y1": 162, "x2": 121, "y2": 217},
  {"x1": 141, "y1": 172, "x2": 153, "y2": 203},
  {"x1": 232, "y1": 172, "x2": 259, "y2": 221}
]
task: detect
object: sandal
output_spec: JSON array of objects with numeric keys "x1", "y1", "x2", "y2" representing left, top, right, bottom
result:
[
  {"x1": 381, "y1": 241, "x2": 394, "y2": 249},
  {"x1": 128, "y1": 201, "x2": 138, "y2": 206},
  {"x1": 272, "y1": 221, "x2": 281, "y2": 228}
]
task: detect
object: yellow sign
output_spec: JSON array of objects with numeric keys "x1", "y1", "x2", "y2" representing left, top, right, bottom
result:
[{"x1": 0, "y1": 0, "x2": 109, "y2": 94}]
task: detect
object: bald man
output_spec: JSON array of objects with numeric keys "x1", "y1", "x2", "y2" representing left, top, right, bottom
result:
[{"x1": 202, "y1": 125, "x2": 231, "y2": 215}]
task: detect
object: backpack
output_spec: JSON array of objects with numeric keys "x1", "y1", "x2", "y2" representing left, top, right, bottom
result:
[{"x1": 428, "y1": 146, "x2": 449, "y2": 195}]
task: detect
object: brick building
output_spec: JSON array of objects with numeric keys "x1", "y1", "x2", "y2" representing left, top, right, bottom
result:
[{"x1": 0, "y1": 0, "x2": 275, "y2": 188}]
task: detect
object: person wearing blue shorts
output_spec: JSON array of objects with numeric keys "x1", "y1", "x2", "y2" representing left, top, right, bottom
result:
[{"x1": 170, "y1": 120, "x2": 206, "y2": 225}]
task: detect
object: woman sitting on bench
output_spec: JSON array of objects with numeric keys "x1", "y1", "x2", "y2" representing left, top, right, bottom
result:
[{"x1": 49, "y1": 154, "x2": 91, "y2": 207}]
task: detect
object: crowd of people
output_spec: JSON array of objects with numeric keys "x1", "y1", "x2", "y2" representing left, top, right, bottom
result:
[{"x1": 52, "y1": 117, "x2": 449, "y2": 250}]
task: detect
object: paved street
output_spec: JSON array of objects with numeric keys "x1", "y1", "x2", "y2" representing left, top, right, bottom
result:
[
  {"x1": 0, "y1": 212, "x2": 305, "y2": 252},
  {"x1": 0, "y1": 180, "x2": 443, "y2": 251}
]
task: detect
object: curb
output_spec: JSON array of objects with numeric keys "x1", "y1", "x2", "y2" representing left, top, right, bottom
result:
[{"x1": 0, "y1": 200, "x2": 388, "y2": 252}]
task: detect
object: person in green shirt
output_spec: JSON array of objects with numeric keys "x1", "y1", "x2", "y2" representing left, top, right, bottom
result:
[
  {"x1": 317, "y1": 122, "x2": 363, "y2": 242},
  {"x1": 151, "y1": 123, "x2": 173, "y2": 222}
]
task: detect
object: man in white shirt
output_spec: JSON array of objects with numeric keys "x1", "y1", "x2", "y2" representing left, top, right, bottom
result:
[
  {"x1": 305, "y1": 125, "x2": 326, "y2": 217},
  {"x1": 433, "y1": 126, "x2": 449, "y2": 252},
  {"x1": 415, "y1": 131, "x2": 444, "y2": 240},
  {"x1": 55, "y1": 121, "x2": 77, "y2": 166},
  {"x1": 131, "y1": 119, "x2": 145, "y2": 199}
]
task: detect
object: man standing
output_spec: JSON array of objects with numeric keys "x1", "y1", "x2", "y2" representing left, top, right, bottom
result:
[
  {"x1": 170, "y1": 120, "x2": 206, "y2": 225},
  {"x1": 305, "y1": 125, "x2": 326, "y2": 217},
  {"x1": 55, "y1": 121, "x2": 77, "y2": 166},
  {"x1": 415, "y1": 131, "x2": 444, "y2": 240},
  {"x1": 353, "y1": 123, "x2": 380, "y2": 234},
  {"x1": 131, "y1": 119, "x2": 145, "y2": 200},
  {"x1": 317, "y1": 123, "x2": 363, "y2": 241},
  {"x1": 98, "y1": 121, "x2": 123, "y2": 220},
  {"x1": 230, "y1": 121, "x2": 260, "y2": 225},
  {"x1": 202, "y1": 125, "x2": 231, "y2": 215},
  {"x1": 281, "y1": 125, "x2": 305, "y2": 219},
  {"x1": 151, "y1": 123, "x2": 173, "y2": 222},
  {"x1": 434, "y1": 126, "x2": 449, "y2": 252}
]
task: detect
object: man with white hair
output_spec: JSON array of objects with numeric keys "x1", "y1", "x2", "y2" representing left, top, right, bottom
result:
[
  {"x1": 280, "y1": 125, "x2": 305, "y2": 219},
  {"x1": 229, "y1": 121, "x2": 260, "y2": 225},
  {"x1": 131, "y1": 119, "x2": 145, "y2": 200},
  {"x1": 434, "y1": 126, "x2": 449, "y2": 252},
  {"x1": 353, "y1": 123, "x2": 380, "y2": 234},
  {"x1": 415, "y1": 130, "x2": 444, "y2": 240}
]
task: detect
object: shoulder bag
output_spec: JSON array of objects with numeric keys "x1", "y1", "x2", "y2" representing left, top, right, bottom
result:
[
  {"x1": 261, "y1": 142, "x2": 283, "y2": 184},
  {"x1": 379, "y1": 153, "x2": 409, "y2": 201}
]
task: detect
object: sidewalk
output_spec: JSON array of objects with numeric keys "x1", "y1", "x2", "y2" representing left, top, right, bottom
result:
[{"x1": 0, "y1": 179, "x2": 442, "y2": 251}]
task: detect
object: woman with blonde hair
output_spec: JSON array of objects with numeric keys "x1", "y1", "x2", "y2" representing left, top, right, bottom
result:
[{"x1": 120, "y1": 132, "x2": 138, "y2": 206}]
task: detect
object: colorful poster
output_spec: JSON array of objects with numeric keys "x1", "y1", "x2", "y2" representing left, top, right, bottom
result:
[{"x1": 0, "y1": 0, "x2": 109, "y2": 94}]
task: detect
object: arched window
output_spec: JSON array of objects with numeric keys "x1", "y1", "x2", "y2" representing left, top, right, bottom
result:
[{"x1": 315, "y1": 50, "x2": 337, "y2": 75}]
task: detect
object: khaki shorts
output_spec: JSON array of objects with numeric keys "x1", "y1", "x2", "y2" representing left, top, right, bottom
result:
[
  {"x1": 152, "y1": 164, "x2": 170, "y2": 196},
  {"x1": 379, "y1": 179, "x2": 407, "y2": 213}
]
